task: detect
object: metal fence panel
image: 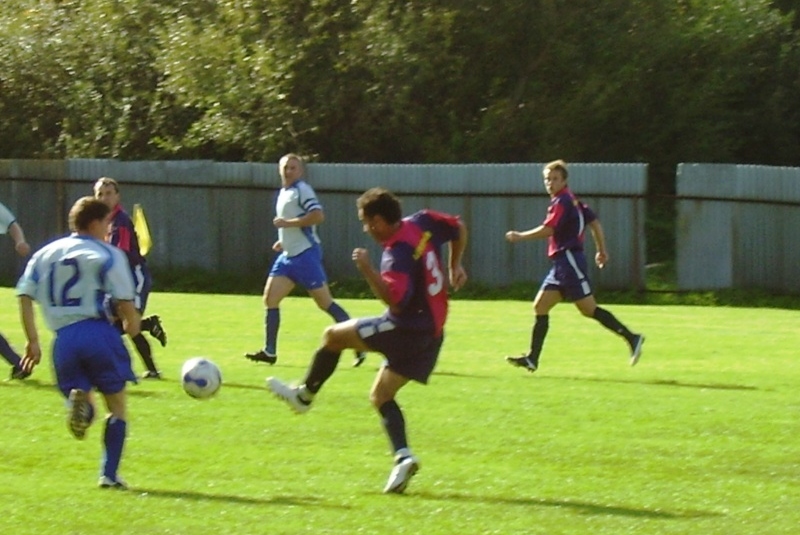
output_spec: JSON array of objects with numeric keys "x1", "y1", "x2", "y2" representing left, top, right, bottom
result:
[
  {"x1": 676, "y1": 163, "x2": 800, "y2": 291},
  {"x1": 2, "y1": 160, "x2": 647, "y2": 291}
]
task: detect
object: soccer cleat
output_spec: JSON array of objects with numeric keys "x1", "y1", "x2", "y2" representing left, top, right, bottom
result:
[
  {"x1": 352, "y1": 351, "x2": 366, "y2": 368},
  {"x1": 98, "y1": 476, "x2": 129, "y2": 490},
  {"x1": 629, "y1": 334, "x2": 645, "y2": 366},
  {"x1": 10, "y1": 365, "x2": 31, "y2": 380},
  {"x1": 383, "y1": 455, "x2": 420, "y2": 494},
  {"x1": 505, "y1": 355, "x2": 538, "y2": 373},
  {"x1": 67, "y1": 389, "x2": 91, "y2": 440},
  {"x1": 266, "y1": 377, "x2": 311, "y2": 414},
  {"x1": 147, "y1": 315, "x2": 167, "y2": 347},
  {"x1": 245, "y1": 349, "x2": 277, "y2": 365},
  {"x1": 141, "y1": 370, "x2": 162, "y2": 380}
]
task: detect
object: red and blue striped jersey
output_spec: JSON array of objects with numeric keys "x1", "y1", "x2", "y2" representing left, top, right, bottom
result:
[
  {"x1": 542, "y1": 187, "x2": 597, "y2": 258},
  {"x1": 379, "y1": 210, "x2": 461, "y2": 336}
]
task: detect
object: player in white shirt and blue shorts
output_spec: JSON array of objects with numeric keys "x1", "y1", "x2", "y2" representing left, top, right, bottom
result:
[
  {"x1": 16, "y1": 196, "x2": 141, "y2": 489},
  {"x1": 245, "y1": 153, "x2": 365, "y2": 367}
]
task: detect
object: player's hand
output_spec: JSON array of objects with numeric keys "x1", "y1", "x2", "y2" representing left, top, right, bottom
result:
[
  {"x1": 595, "y1": 251, "x2": 608, "y2": 269},
  {"x1": 352, "y1": 248, "x2": 371, "y2": 270},
  {"x1": 272, "y1": 240, "x2": 283, "y2": 252},
  {"x1": 15, "y1": 241, "x2": 30, "y2": 257},
  {"x1": 22, "y1": 341, "x2": 41, "y2": 371},
  {"x1": 273, "y1": 217, "x2": 289, "y2": 228},
  {"x1": 450, "y1": 265, "x2": 468, "y2": 291},
  {"x1": 505, "y1": 231, "x2": 521, "y2": 243}
]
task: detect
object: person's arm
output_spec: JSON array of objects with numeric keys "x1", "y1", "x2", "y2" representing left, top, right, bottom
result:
[
  {"x1": 273, "y1": 209, "x2": 324, "y2": 228},
  {"x1": 449, "y1": 220, "x2": 468, "y2": 291},
  {"x1": 115, "y1": 299, "x2": 141, "y2": 337},
  {"x1": 8, "y1": 221, "x2": 30, "y2": 257},
  {"x1": 588, "y1": 219, "x2": 608, "y2": 268},
  {"x1": 18, "y1": 295, "x2": 41, "y2": 372},
  {"x1": 352, "y1": 248, "x2": 396, "y2": 309},
  {"x1": 505, "y1": 224, "x2": 554, "y2": 243}
]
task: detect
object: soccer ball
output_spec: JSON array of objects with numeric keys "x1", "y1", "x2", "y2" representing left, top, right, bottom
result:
[{"x1": 181, "y1": 357, "x2": 222, "y2": 399}]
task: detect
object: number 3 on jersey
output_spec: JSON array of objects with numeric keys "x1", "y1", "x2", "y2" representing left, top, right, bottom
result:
[{"x1": 425, "y1": 250, "x2": 444, "y2": 296}]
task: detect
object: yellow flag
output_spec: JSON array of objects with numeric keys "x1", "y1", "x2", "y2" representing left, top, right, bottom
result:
[{"x1": 132, "y1": 203, "x2": 153, "y2": 256}]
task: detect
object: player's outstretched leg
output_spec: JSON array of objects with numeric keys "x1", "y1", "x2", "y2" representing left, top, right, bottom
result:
[{"x1": 265, "y1": 377, "x2": 312, "y2": 414}]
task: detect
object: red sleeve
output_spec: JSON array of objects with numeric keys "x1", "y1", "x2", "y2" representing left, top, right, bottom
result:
[
  {"x1": 542, "y1": 202, "x2": 565, "y2": 228},
  {"x1": 382, "y1": 271, "x2": 410, "y2": 306},
  {"x1": 115, "y1": 225, "x2": 133, "y2": 253}
]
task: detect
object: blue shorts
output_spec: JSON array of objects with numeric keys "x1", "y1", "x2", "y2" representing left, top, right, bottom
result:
[
  {"x1": 269, "y1": 245, "x2": 328, "y2": 290},
  {"x1": 355, "y1": 316, "x2": 443, "y2": 384},
  {"x1": 53, "y1": 319, "x2": 136, "y2": 398},
  {"x1": 541, "y1": 249, "x2": 594, "y2": 302}
]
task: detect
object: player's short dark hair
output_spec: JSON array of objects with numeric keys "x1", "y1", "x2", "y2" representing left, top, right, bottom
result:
[
  {"x1": 69, "y1": 196, "x2": 110, "y2": 232},
  {"x1": 357, "y1": 187, "x2": 402, "y2": 224}
]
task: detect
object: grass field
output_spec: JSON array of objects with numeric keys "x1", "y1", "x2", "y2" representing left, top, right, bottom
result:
[{"x1": 1, "y1": 288, "x2": 798, "y2": 534}]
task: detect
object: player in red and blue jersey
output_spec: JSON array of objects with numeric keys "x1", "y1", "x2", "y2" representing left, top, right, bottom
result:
[
  {"x1": 505, "y1": 159, "x2": 644, "y2": 372},
  {"x1": 266, "y1": 187, "x2": 468, "y2": 495},
  {"x1": 94, "y1": 177, "x2": 166, "y2": 379}
]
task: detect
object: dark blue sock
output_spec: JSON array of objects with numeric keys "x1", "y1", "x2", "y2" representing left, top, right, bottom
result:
[
  {"x1": 326, "y1": 302, "x2": 350, "y2": 323},
  {"x1": 303, "y1": 347, "x2": 341, "y2": 393},
  {"x1": 379, "y1": 400, "x2": 408, "y2": 453},
  {"x1": 102, "y1": 417, "x2": 127, "y2": 480},
  {"x1": 0, "y1": 332, "x2": 22, "y2": 367},
  {"x1": 529, "y1": 315, "x2": 549, "y2": 365},
  {"x1": 593, "y1": 307, "x2": 634, "y2": 342},
  {"x1": 266, "y1": 308, "x2": 280, "y2": 354}
]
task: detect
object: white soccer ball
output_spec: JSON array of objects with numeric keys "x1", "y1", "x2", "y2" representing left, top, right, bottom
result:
[{"x1": 181, "y1": 357, "x2": 222, "y2": 399}]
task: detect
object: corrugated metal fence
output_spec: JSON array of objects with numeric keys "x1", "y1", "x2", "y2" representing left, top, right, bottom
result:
[
  {"x1": 676, "y1": 163, "x2": 800, "y2": 292},
  {"x1": 1, "y1": 159, "x2": 648, "y2": 289}
]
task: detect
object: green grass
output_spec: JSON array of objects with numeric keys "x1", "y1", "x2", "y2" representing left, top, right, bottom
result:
[{"x1": 0, "y1": 288, "x2": 798, "y2": 534}]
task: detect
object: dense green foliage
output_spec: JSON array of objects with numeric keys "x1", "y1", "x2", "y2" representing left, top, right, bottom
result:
[
  {"x1": 2, "y1": 0, "x2": 798, "y2": 166},
  {"x1": 2, "y1": 1, "x2": 800, "y2": 262}
]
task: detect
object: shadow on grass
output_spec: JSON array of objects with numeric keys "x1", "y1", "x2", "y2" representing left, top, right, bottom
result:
[
  {"x1": 131, "y1": 487, "x2": 349, "y2": 509},
  {"x1": 541, "y1": 375, "x2": 758, "y2": 391},
  {"x1": 413, "y1": 491, "x2": 723, "y2": 519},
  {"x1": 0, "y1": 378, "x2": 54, "y2": 390}
]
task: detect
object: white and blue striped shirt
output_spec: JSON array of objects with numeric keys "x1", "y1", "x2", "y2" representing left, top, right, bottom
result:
[{"x1": 16, "y1": 234, "x2": 135, "y2": 331}]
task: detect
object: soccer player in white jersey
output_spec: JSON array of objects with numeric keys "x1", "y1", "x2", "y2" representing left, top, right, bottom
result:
[
  {"x1": 245, "y1": 153, "x2": 365, "y2": 367},
  {"x1": 1, "y1": 200, "x2": 31, "y2": 379},
  {"x1": 16, "y1": 196, "x2": 140, "y2": 489}
]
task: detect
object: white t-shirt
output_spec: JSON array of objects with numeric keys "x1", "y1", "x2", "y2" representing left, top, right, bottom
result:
[
  {"x1": 0, "y1": 202, "x2": 16, "y2": 234},
  {"x1": 276, "y1": 180, "x2": 322, "y2": 257},
  {"x1": 16, "y1": 234, "x2": 135, "y2": 332}
]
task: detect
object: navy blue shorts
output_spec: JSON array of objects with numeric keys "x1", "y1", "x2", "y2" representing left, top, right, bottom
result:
[
  {"x1": 53, "y1": 319, "x2": 136, "y2": 398},
  {"x1": 355, "y1": 316, "x2": 443, "y2": 384},
  {"x1": 541, "y1": 249, "x2": 594, "y2": 302},
  {"x1": 132, "y1": 262, "x2": 152, "y2": 313},
  {"x1": 269, "y1": 245, "x2": 327, "y2": 290}
]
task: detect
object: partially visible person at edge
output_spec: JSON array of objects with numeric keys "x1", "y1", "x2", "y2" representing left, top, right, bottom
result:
[
  {"x1": 0, "y1": 200, "x2": 31, "y2": 379},
  {"x1": 94, "y1": 177, "x2": 166, "y2": 380},
  {"x1": 16, "y1": 196, "x2": 139, "y2": 489},
  {"x1": 245, "y1": 153, "x2": 366, "y2": 368},
  {"x1": 504, "y1": 159, "x2": 644, "y2": 373},
  {"x1": 266, "y1": 187, "x2": 468, "y2": 495}
]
